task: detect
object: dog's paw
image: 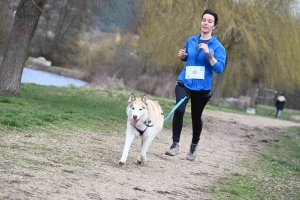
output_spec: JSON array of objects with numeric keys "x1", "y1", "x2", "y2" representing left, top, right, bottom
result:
[
  {"x1": 137, "y1": 156, "x2": 147, "y2": 165},
  {"x1": 137, "y1": 156, "x2": 142, "y2": 165},
  {"x1": 136, "y1": 156, "x2": 142, "y2": 165},
  {"x1": 119, "y1": 160, "x2": 126, "y2": 165}
]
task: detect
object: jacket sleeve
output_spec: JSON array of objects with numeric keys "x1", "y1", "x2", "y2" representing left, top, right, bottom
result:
[
  {"x1": 181, "y1": 42, "x2": 188, "y2": 62},
  {"x1": 212, "y1": 45, "x2": 226, "y2": 74}
]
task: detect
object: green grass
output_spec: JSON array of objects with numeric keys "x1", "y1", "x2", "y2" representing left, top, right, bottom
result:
[
  {"x1": 255, "y1": 104, "x2": 300, "y2": 121},
  {"x1": 0, "y1": 84, "x2": 137, "y2": 133},
  {"x1": 0, "y1": 84, "x2": 187, "y2": 133},
  {"x1": 1, "y1": 84, "x2": 298, "y2": 134},
  {"x1": 205, "y1": 126, "x2": 300, "y2": 200},
  {"x1": 206, "y1": 101, "x2": 300, "y2": 122}
]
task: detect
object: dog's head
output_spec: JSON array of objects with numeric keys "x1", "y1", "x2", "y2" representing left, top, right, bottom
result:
[{"x1": 127, "y1": 93, "x2": 148, "y2": 126}]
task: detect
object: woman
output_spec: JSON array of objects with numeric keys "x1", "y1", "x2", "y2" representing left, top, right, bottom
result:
[
  {"x1": 275, "y1": 94, "x2": 286, "y2": 118},
  {"x1": 165, "y1": 9, "x2": 226, "y2": 161}
]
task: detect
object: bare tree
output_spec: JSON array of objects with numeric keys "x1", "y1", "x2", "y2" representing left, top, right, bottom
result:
[
  {"x1": 0, "y1": 0, "x2": 114, "y2": 95},
  {"x1": 29, "y1": 1, "x2": 94, "y2": 67}
]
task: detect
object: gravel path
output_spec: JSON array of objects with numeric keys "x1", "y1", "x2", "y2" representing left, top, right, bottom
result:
[{"x1": 1, "y1": 110, "x2": 299, "y2": 199}]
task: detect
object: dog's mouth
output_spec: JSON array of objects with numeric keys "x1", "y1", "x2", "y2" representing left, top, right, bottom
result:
[{"x1": 130, "y1": 118, "x2": 139, "y2": 126}]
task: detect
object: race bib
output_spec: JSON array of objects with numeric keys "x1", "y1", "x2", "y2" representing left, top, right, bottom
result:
[{"x1": 185, "y1": 66, "x2": 205, "y2": 79}]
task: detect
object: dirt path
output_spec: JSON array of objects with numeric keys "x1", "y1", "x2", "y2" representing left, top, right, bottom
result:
[{"x1": 1, "y1": 110, "x2": 299, "y2": 200}]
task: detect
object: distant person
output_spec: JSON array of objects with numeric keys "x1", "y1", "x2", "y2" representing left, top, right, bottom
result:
[
  {"x1": 275, "y1": 94, "x2": 286, "y2": 118},
  {"x1": 165, "y1": 9, "x2": 226, "y2": 161}
]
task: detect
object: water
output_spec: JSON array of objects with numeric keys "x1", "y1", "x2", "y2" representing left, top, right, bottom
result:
[{"x1": 21, "y1": 67, "x2": 87, "y2": 87}]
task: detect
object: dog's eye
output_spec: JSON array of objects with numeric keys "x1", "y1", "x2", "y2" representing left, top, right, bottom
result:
[
  {"x1": 132, "y1": 107, "x2": 135, "y2": 110},
  {"x1": 139, "y1": 108, "x2": 143, "y2": 111}
]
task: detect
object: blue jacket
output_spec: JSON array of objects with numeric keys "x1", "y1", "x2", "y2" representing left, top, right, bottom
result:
[{"x1": 178, "y1": 34, "x2": 226, "y2": 91}]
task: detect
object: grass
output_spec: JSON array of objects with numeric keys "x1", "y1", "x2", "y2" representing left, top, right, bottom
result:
[
  {"x1": 1, "y1": 84, "x2": 299, "y2": 134},
  {"x1": 206, "y1": 102, "x2": 300, "y2": 122},
  {"x1": 0, "y1": 84, "x2": 191, "y2": 133},
  {"x1": 255, "y1": 104, "x2": 300, "y2": 121},
  {"x1": 205, "y1": 126, "x2": 300, "y2": 200},
  {"x1": 0, "y1": 84, "x2": 143, "y2": 133}
]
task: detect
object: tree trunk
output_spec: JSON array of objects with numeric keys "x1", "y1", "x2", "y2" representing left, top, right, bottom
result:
[
  {"x1": 0, "y1": 0, "x2": 45, "y2": 95},
  {"x1": 210, "y1": 72, "x2": 224, "y2": 106},
  {"x1": 249, "y1": 82, "x2": 259, "y2": 108}
]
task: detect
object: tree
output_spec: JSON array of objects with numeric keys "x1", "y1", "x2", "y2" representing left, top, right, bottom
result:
[
  {"x1": 0, "y1": 0, "x2": 14, "y2": 55},
  {"x1": 0, "y1": 0, "x2": 114, "y2": 95},
  {"x1": 220, "y1": 0, "x2": 300, "y2": 107},
  {"x1": 0, "y1": 0, "x2": 45, "y2": 95},
  {"x1": 136, "y1": 0, "x2": 300, "y2": 107},
  {"x1": 29, "y1": 1, "x2": 94, "y2": 67},
  {"x1": 136, "y1": 0, "x2": 240, "y2": 102}
]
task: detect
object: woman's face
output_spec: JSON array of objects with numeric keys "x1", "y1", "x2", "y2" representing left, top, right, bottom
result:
[{"x1": 201, "y1": 14, "x2": 216, "y2": 34}]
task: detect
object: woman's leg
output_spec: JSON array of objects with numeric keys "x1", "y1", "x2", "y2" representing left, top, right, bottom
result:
[
  {"x1": 190, "y1": 97, "x2": 209, "y2": 144},
  {"x1": 275, "y1": 109, "x2": 279, "y2": 118},
  {"x1": 172, "y1": 85, "x2": 189, "y2": 143},
  {"x1": 277, "y1": 110, "x2": 282, "y2": 118}
]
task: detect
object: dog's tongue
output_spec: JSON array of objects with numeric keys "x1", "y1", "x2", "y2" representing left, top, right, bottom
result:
[{"x1": 130, "y1": 119, "x2": 138, "y2": 126}]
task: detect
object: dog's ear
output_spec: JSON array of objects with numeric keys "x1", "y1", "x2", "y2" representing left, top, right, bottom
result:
[
  {"x1": 128, "y1": 93, "x2": 136, "y2": 103},
  {"x1": 142, "y1": 94, "x2": 148, "y2": 105}
]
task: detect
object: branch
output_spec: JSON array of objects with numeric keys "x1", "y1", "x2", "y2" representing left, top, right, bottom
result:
[{"x1": 31, "y1": 0, "x2": 48, "y2": 12}]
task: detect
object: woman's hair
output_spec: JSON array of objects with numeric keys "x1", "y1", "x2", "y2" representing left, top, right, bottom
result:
[{"x1": 202, "y1": 9, "x2": 218, "y2": 26}]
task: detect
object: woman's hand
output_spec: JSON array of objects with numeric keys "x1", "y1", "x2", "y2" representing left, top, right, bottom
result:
[
  {"x1": 178, "y1": 48, "x2": 187, "y2": 59},
  {"x1": 200, "y1": 43, "x2": 214, "y2": 60},
  {"x1": 199, "y1": 43, "x2": 209, "y2": 53}
]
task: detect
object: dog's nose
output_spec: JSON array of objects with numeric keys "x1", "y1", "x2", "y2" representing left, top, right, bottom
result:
[{"x1": 133, "y1": 115, "x2": 137, "y2": 119}]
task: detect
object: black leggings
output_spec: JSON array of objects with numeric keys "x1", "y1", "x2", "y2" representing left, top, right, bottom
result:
[{"x1": 172, "y1": 85, "x2": 210, "y2": 144}]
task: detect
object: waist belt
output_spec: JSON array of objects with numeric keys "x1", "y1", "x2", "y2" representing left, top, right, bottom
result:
[{"x1": 176, "y1": 80, "x2": 211, "y2": 99}]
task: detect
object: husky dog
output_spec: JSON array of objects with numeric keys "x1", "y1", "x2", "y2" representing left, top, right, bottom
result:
[{"x1": 119, "y1": 93, "x2": 164, "y2": 165}]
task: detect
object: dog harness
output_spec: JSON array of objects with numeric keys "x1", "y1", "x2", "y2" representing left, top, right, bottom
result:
[{"x1": 135, "y1": 120, "x2": 153, "y2": 135}]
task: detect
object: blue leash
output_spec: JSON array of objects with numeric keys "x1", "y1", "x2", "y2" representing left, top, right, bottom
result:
[{"x1": 164, "y1": 95, "x2": 189, "y2": 123}]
